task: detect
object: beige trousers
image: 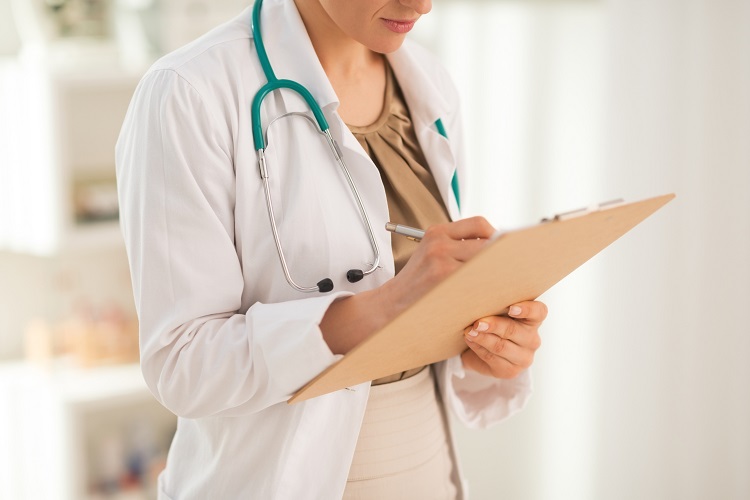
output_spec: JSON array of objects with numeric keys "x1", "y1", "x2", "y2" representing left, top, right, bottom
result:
[{"x1": 343, "y1": 367, "x2": 458, "y2": 500}]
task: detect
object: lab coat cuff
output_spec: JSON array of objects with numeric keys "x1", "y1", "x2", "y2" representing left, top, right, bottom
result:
[
  {"x1": 250, "y1": 291, "x2": 353, "y2": 400},
  {"x1": 441, "y1": 356, "x2": 533, "y2": 429}
]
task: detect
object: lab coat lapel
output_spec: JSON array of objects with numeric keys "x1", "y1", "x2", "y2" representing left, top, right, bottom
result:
[
  {"x1": 255, "y1": 0, "x2": 338, "y2": 111},
  {"x1": 253, "y1": 0, "x2": 379, "y2": 187},
  {"x1": 252, "y1": 0, "x2": 394, "y2": 279},
  {"x1": 387, "y1": 44, "x2": 461, "y2": 220},
  {"x1": 418, "y1": 124, "x2": 461, "y2": 221}
]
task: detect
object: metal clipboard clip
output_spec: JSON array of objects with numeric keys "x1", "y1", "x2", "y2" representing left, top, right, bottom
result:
[
  {"x1": 541, "y1": 198, "x2": 625, "y2": 223},
  {"x1": 489, "y1": 198, "x2": 627, "y2": 241}
]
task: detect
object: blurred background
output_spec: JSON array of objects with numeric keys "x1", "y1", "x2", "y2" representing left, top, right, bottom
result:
[{"x1": 0, "y1": 0, "x2": 748, "y2": 499}]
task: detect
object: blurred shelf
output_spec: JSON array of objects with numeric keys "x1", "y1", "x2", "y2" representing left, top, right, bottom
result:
[
  {"x1": 0, "y1": 51, "x2": 136, "y2": 255},
  {"x1": 1, "y1": 360, "x2": 152, "y2": 408},
  {"x1": 63, "y1": 220, "x2": 125, "y2": 253},
  {"x1": 39, "y1": 361, "x2": 148, "y2": 406},
  {"x1": 0, "y1": 360, "x2": 175, "y2": 500}
]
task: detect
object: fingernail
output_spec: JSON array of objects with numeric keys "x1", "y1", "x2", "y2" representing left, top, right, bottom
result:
[
  {"x1": 509, "y1": 306, "x2": 522, "y2": 316},
  {"x1": 477, "y1": 322, "x2": 489, "y2": 332},
  {"x1": 467, "y1": 329, "x2": 479, "y2": 337}
]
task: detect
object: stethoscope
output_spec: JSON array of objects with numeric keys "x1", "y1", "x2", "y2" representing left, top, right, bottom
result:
[{"x1": 250, "y1": 0, "x2": 381, "y2": 293}]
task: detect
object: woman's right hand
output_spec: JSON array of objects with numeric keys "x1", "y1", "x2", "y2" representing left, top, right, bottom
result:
[
  {"x1": 321, "y1": 216, "x2": 496, "y2": 354},
  {"x1": 382, "y1": 216, "x2": 496, "y2": 316}
]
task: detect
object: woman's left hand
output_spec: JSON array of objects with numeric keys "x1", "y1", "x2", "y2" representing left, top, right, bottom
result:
[{"x1": 461, "y1": 300, "x2": 547, "y2": 379}]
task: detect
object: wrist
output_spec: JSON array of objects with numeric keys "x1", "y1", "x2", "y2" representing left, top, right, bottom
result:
[
  {"x1": 377, "y1": 275, "x2": 411, "y2": 320},
  {"x1": 320, "y1": 284, "x2": 398, "y2": 355}
]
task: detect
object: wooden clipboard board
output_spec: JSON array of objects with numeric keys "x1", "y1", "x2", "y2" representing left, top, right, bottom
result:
[{"x1": 289, "y1": 193, "x2": 675, "y2": 403}]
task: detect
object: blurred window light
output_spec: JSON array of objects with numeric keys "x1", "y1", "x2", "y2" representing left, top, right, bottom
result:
[
  {"x1": 413, "y1": 2, "x2": 604, "y2": 499},
  {"x1": 0, "y1": 0, "x2": 21, "y2": 56},
  {"x1": 414, "y1": 0, "x2": 604, "y2": 225}
]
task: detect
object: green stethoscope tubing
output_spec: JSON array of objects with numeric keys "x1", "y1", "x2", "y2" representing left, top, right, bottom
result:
[
  {"x1": 251, "y1": 0, "x2": 383, "y2": 293},
  {"x1": 251, "y1": 0, "x2": 329, "y2": 151},
  {"x1": 249, "y1": 0, "x2": 460, "y2": 292},
  {"x1": 250, "y1": 0, "x2": 459, "y2": 206}
]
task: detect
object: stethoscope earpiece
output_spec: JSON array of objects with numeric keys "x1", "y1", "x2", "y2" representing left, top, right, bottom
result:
[
  {"x1": 317, "y1": 279, "x2": 334, "y2": 293},
  {"x1": 346, "y1": 270, "x2": 364, "y2": 283}
]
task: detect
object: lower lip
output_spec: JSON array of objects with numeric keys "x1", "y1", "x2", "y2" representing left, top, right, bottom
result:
[{"x1": 382, "y1": 19, "x2": 416, "y2": 34}]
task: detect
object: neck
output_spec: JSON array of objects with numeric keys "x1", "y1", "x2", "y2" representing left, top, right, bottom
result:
[{"x1": 293, "y1": 0, "x2": 380, "y2": 79}]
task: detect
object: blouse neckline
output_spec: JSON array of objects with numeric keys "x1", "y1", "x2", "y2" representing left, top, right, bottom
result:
[{"x1": 345, "y1": 62, "x2": 394, "y2": 135}]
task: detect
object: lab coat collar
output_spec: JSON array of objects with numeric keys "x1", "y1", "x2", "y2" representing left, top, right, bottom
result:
[
  {"x1": 388, "y1": 42, "x2": 460, "y2": 220},
  {"x1": 249, "y1": 0, "x2": 339, "y2": 111},
  {"x1": 386, "y1": 40, "x2": 451, "y2": 131},
  {"x1": 248, "y1": 0, "x2": 452, "y2": 125},
  {"x1": 247, "y1": 0, "x2": 459, "y2": 218}
]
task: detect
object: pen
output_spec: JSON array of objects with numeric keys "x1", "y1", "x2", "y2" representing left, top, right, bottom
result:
[{"x1": 385, "y1": 222, "x2": 426, "y2": 242}]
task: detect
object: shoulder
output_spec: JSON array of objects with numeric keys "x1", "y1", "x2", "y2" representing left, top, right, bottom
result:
[
  {"x1": 150, "y1": 8, "x2": 251, "y2": 75},
  {"x1": 126, "y1": 6, "x2": 266, "y2": 137},
  {"x1": 138, "y1": 7, "x2": 259, "y2": 99}
]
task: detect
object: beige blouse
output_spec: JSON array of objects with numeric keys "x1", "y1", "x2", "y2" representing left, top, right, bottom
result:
[
  {"x1": 349, "y1": 63, "x2": 451, "y2": 276},
  {"x1": 349, "y1": 62, "x2": 451, "y2": 387},
  {"x1": 342, "y1": 63, "x2": 458, "y2": 500}
]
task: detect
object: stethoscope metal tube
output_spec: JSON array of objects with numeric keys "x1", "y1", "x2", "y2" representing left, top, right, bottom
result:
[
  {"x1": 321, "y1": 128, "x2": 381, "y2": 282},
  {"x1": 251, "y1": 0, "x2": 381, "y2": 293},
  {"x1": 257, "y1": 147, "x2": 334, "y2": 293}
]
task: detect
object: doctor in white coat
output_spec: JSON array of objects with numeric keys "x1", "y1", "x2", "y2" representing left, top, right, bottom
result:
[{"x1": 116, "y1": 0, "x2": 547, "y2": 498}]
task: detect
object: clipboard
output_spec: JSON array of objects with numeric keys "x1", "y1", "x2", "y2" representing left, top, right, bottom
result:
[{"x1": 289, "y1": 193, "x2": 675, "y2": 404}]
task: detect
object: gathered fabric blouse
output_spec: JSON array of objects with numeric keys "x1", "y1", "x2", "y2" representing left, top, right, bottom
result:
[
  {"x1": 348, "y1": 62, "x2": 451, "y2": 387},
  {"x1": 348, "y1": 62, "x2": 451, "y2": 277},
  {"x1": 342, "y1": 62, "x2": 458, "y2": 500}
]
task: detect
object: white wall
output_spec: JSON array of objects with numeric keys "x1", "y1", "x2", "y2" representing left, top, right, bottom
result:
[
  {"x1": 416, "y1": 0, "x2": 750, "y2": 498},
  {"x1": 1, "y1": 0, "x2": 748, "y2": 498},
  {"x1": 593, "y1": 1, "x2": 750, "y2": 498}
]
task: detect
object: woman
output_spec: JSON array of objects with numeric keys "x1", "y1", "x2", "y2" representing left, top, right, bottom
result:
[{"x1": 116, "y1": 0, "x2": 547, "y2": 498}]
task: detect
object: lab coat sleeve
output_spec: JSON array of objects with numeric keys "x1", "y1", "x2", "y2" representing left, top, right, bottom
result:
[
  {"x1": 115, "y1": 69, "x2": 346, "y2": 418},
  {"x1": 436, "y1": 357, "x2": 532, "y2": 429}
]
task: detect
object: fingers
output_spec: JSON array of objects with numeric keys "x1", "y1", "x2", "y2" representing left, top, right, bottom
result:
[
  {"x1": 507, "y1": 300, "x2": 548, "y2": 325},
  {"x1": 461, "y1": 345, "x2": 525, "y2": 379},
  {"x1": 419, "y1": 217, "x2": 494, "y2": 264},
  {"x1": 461, "y1": 304, "x2": 546, "y2": 378},
  {"x1": 390, "y1": 217, "x2": 496, "y2": 307},
  {"x1": 421, "y1": 237, "x2": 488, "y2": 263},
  {"x1": 465, "y1": 323, "x2": 538, "y2": 366},
  {"x1": 467, "y1": 311, "x2": 543, "y2": 350},
  {"x1": 430, "y1": 216, "x2": 496, "y2": 241}
]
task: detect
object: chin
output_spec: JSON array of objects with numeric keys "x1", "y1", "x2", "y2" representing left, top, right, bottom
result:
[{"x1": 368, "y1": 36, "x2": 408, "y2": 55}]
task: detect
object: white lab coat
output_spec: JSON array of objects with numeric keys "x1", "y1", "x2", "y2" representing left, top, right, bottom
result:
[{"x1": 115, "y1": 1, "x2": 532, "y2": 498}]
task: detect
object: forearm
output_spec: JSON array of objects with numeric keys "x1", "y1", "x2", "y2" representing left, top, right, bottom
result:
[
  {"x1": 320, "y1": 281, "x2": 405, "y2": 354},
  {"x1": 321, "y1": 219, "x2": 497, "y2": 354}
]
